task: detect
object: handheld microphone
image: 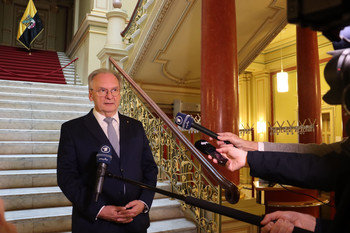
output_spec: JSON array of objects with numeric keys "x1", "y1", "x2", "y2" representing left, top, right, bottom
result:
[
  {"x1": 175, "y1": 112, "x2": 231, "y2": 144},
  {"x1": 195, "y1": 139, "x2": 228, "y2": 165},
  {"x1": 95, "y1": 145, "x2": 112, "y2": 202}
]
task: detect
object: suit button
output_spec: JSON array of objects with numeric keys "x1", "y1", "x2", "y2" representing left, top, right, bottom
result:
[{"x1": 121, "y1": 169, "x2": 124, "y2": 173}]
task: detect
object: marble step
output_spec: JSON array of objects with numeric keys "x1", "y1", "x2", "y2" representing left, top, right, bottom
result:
[
  {"x1": 0, "y1": 92, "x2": 91, "y2": 104},
  {"x1": 0, "y1": 141, "x2": 58, "y2": 155},
  {"x1": 0, "y1": 129, "x2": 60, "y2": 141},
  {"x1": 5, "y1": 204, "x2": 195, "y2": 233},
  {"x1": 0, "y1": 118, "x2": 65, "y2": 130},
  {"x1": 5, "y1": 206, "x2": 72, "y2": 233},
  {"x1": 0, "y1": 99, "x2": 93, "y2": 112},
  {"x1": 149, "y1": 198, "x2": 184, "y2": 221},
  {"x1": 0, "y1": 186, "x2": 70, "y2": 211},
  {"x1": 0, "y1": 181, "x2": 173, "y2": 210},
  {"x1": 53, "y1": 218, "x2": 197, "y2": 233},
  {"x1": 0, "y1": 79, "x2": 86, "y2": 91},
  {"x1": 0, "y1": 154, "x2": 57, "y2": 170},
  {"x1": 0, "y1": 85, "x2": 87, "y2": 97},
  {"x1": 148, "y1": 218, "x2": 197, "y2": 233},
  {"x1": 0, "y1": 169, "x2": 57, "y2": 189},
  {"x1": 0, "y1": 109, "x2": 86, "y2": 120}
]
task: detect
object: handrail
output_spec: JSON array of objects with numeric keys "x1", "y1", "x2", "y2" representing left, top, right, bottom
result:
[
  {"x1": 109, "y1": 56, "x2": 240, "y2": 204},
  {"x1": 120, "y1": 0, "x2": 143, "y2": 37}
]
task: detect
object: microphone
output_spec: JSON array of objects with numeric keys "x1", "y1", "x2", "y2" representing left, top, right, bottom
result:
[
  {"x1": 95, "y1": 145, "x2": 113, "y2": 202},
  {"x1": 175, "y1": 112, "x2": 231, "y2": 144},
  {"x1": 195, "y1": 139, "x2": 228, "y2": 165}
]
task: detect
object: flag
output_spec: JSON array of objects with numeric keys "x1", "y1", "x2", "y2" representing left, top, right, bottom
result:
[{"x1": 16, "y1": 0, "x2": 44, "y2": 50}]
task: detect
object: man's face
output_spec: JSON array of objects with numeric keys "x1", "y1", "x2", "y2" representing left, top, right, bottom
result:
[{"x1": 88, "y1": 72, "x2": 121, "y2": 117}]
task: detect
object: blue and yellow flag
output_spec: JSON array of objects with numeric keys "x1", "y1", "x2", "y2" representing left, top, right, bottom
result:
[{"x1": 16, "y1": 0, "x2": 44, "y2": 50}]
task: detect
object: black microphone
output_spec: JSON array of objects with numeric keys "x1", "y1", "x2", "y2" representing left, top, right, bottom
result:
[
  {"x1": 195, "y1": 139, "x2": 228, "y2": 165},
  {"x1": 175, "y1": 112, "x2": 231, "y2": 144},
  {"x1": 95, "y1": 145, "x2": 112, "y2": 202}
]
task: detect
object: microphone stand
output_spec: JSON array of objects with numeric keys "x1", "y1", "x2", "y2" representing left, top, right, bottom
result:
[{"x1": 105, "y1": 172, "x2": 312, "y2": 233}]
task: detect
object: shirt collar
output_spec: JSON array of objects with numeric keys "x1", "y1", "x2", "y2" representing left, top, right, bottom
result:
[{"x1": 93, "y1": 108, "x2": 119, "y2": 124}]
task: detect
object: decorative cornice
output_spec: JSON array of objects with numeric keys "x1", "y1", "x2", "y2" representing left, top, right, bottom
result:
[
  {"x1": 127, "y1": 0, "x2": 174, "y2": 78},
  {"x1": 238, "y1": 0, "x2": 287, "y2": 73},
  {"x1": 66, "y1": 13, "x2": 108, "y2": 56},
  {"x1": 152, "y1": 0, "x2": 199, "y2": 85}
]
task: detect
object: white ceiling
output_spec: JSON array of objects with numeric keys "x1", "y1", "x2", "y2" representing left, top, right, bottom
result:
[{"x1": 124, "y1": 0, "x2": 288, "y2": 89}]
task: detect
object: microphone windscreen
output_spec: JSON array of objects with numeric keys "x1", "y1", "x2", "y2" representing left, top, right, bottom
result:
[
  {"x1": 96, "y1": 145, "x2": 112, "y2": 164},
  {"x1": 175, "y1": 112, "x2": 194, "y2": 130}
]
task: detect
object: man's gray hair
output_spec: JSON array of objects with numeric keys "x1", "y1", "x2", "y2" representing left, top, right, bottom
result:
[{"x1": 87, "y1": 68, "x2": 122, "y2": 89}]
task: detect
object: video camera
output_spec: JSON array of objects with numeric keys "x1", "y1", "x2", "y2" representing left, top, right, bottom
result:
[{"x1": 287, "y1": 0, "x2": 350, "y2": 42}]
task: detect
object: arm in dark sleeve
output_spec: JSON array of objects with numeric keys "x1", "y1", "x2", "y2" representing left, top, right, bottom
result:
[
  {"x1": 57, "y1": 123, "x2": 104, "y2": 222},
  {"x1": 247, "y1": 150, "x2": 350, "y2": 191}
]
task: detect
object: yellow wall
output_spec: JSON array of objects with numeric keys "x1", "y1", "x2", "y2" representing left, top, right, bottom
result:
[{"x1": 242, "y1": 25, "x2": 344, "y2": 143}]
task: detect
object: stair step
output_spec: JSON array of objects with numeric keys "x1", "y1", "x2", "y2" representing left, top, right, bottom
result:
[
  {"x1": 0, "y1": 129, "x2": 60, "y2": 141},
  {"x1": 148, "y1": 218, "x2": 197, "y2": 233},
  {"x1": 0, "y1": 100, "x2": 92, "y2": 112},
  {"x1": 0, "y1": 187, "x2": 70, "y2": 211},
  {"x1": 0, "y1": 109, "x2": 86, "y2": 120},
  {"x1": 0, "y1": 92, "x2": 90, "y2": 104},
  {"x1": 0, "y1": 141, "x2": 58, "y2": 155},
  {"x1": 0, "y1": 169, "x2": 57, "y2": 188},
  {"x1": 149, "y1": 198, "x2": 184, "y2": 221},
  {"x1": 6, "y1": 206, "x2": 72, "y2": 233},
  {"x1": 0, "y1": 154, "x2": 57, "y2": 170},
  {"x1": 5, "y1": 206, "x2": 196, "y2": 233},
  {"x1": 0, "y1": 118, "x2": 65, "y2": 130},
  {"x1": 0, "y1": 79, "x2": 86, "y2": 91},
  {"x1": 0, "y1": 84, "x2": 87, "y2": 97}
]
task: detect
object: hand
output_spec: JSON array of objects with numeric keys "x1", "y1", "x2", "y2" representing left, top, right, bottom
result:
[
  {"x1": 260, "y1": 211, "x2": 316, "y2": 233},
  {"x1": 261, "y1": 219, "x2": 295, "y2": 233},
  {"x1": 0, "y1": 199, "x2": 17, "y2": 233},
  {"x1": 216, "y1": 132, "x2": 258, "y2": 151},
  {"x1": 211, "y1": 146, "x2": 248, "y2": 171},
  {"x1": 123, "y1": 200, "x2": 145, "y2": 217},
  {"x1": 98, "y1": 205, "x2": 133, "y2": 224},
  {"x1": 98, "y1": 200, "x2": 145, "y2": 224}
]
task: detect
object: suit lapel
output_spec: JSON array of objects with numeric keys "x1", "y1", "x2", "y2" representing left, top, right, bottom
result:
[{"x1": 119, "y1": 113, "x2": 130, "y2": 167}]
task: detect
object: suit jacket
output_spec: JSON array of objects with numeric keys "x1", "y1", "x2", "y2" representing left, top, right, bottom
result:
[
  {"x1": 247, "y1": 149, "x2": 350, "y2": 233},
  {"x1": 57, "y1": 109, "x2": 158, "y2": 233}
]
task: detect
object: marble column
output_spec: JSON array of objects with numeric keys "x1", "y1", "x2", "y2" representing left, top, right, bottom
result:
[{"x1": 201, "y1": 0, "x2": 239, "y2": 184}]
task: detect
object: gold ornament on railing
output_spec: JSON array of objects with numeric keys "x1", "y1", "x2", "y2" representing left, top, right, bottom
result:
[
  {"x1": 268, "y1": 119, "x2": 316, "y2": 135},
  {"x1": 118, "y1": 76, "x2": 219, "y2": 232}
]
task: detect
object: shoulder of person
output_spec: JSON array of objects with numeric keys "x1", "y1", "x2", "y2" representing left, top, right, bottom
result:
[{"x1": 119, "y1": 113, "x2": 142, "y2": 125}]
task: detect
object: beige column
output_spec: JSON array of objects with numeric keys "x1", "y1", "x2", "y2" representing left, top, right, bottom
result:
[{"x1": 97, "y1": 1, "x2": 128, "y2": 69}]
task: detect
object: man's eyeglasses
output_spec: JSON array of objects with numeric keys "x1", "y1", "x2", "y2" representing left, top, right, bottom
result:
[{"x1": 90, "y1": 88, "x2": 120, "y2": 97}]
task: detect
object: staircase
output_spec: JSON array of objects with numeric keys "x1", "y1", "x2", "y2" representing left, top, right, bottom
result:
[
  {"x1": 56, "y1": 52, "x2": 82, "y2": 85},
  {"x1": 0, "y1": 45, "x2": 66, "y2": 84},
  {"x1": 0, "y1": 79, "x2": 196, "y2": 233}
]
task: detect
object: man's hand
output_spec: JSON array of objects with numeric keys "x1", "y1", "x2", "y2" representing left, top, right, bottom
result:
[
  {"x1": 216, "y1": 132, "x2": 258, "y2": 151},
  {"x1": 260, "y1": 211, "x2": 316, "y2": 233},
  {"x1": 210, "y1": 146, "x2": 248, "y2": 171},
  {"x1": 98, "y1": 205, "x2": 133, "y2": 224},
  {"x1": 98, "y1": 200, "x2": 146, "y2": 224}
]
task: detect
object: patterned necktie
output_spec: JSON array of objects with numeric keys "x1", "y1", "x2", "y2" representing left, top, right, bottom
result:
[{"x1": 104, "y1": 117, "x2": 120, "y2": 157}]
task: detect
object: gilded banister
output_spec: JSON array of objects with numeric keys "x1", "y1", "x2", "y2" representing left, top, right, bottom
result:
[{"x1": 109, "y1": 57, "x2": 239, "y2": 203}]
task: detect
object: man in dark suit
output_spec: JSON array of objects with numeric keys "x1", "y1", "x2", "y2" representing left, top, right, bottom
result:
[{"x1": 57, "y1": 68, "x2": 158, "y2": 233}]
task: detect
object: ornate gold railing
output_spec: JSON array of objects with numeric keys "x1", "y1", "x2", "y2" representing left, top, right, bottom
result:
[
  {"x1": 110, "y1": 57, "x2": 239, "y2": 232},
  {"x1": 121, "y1": 0, "x2": 147, "y2": 44}
]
